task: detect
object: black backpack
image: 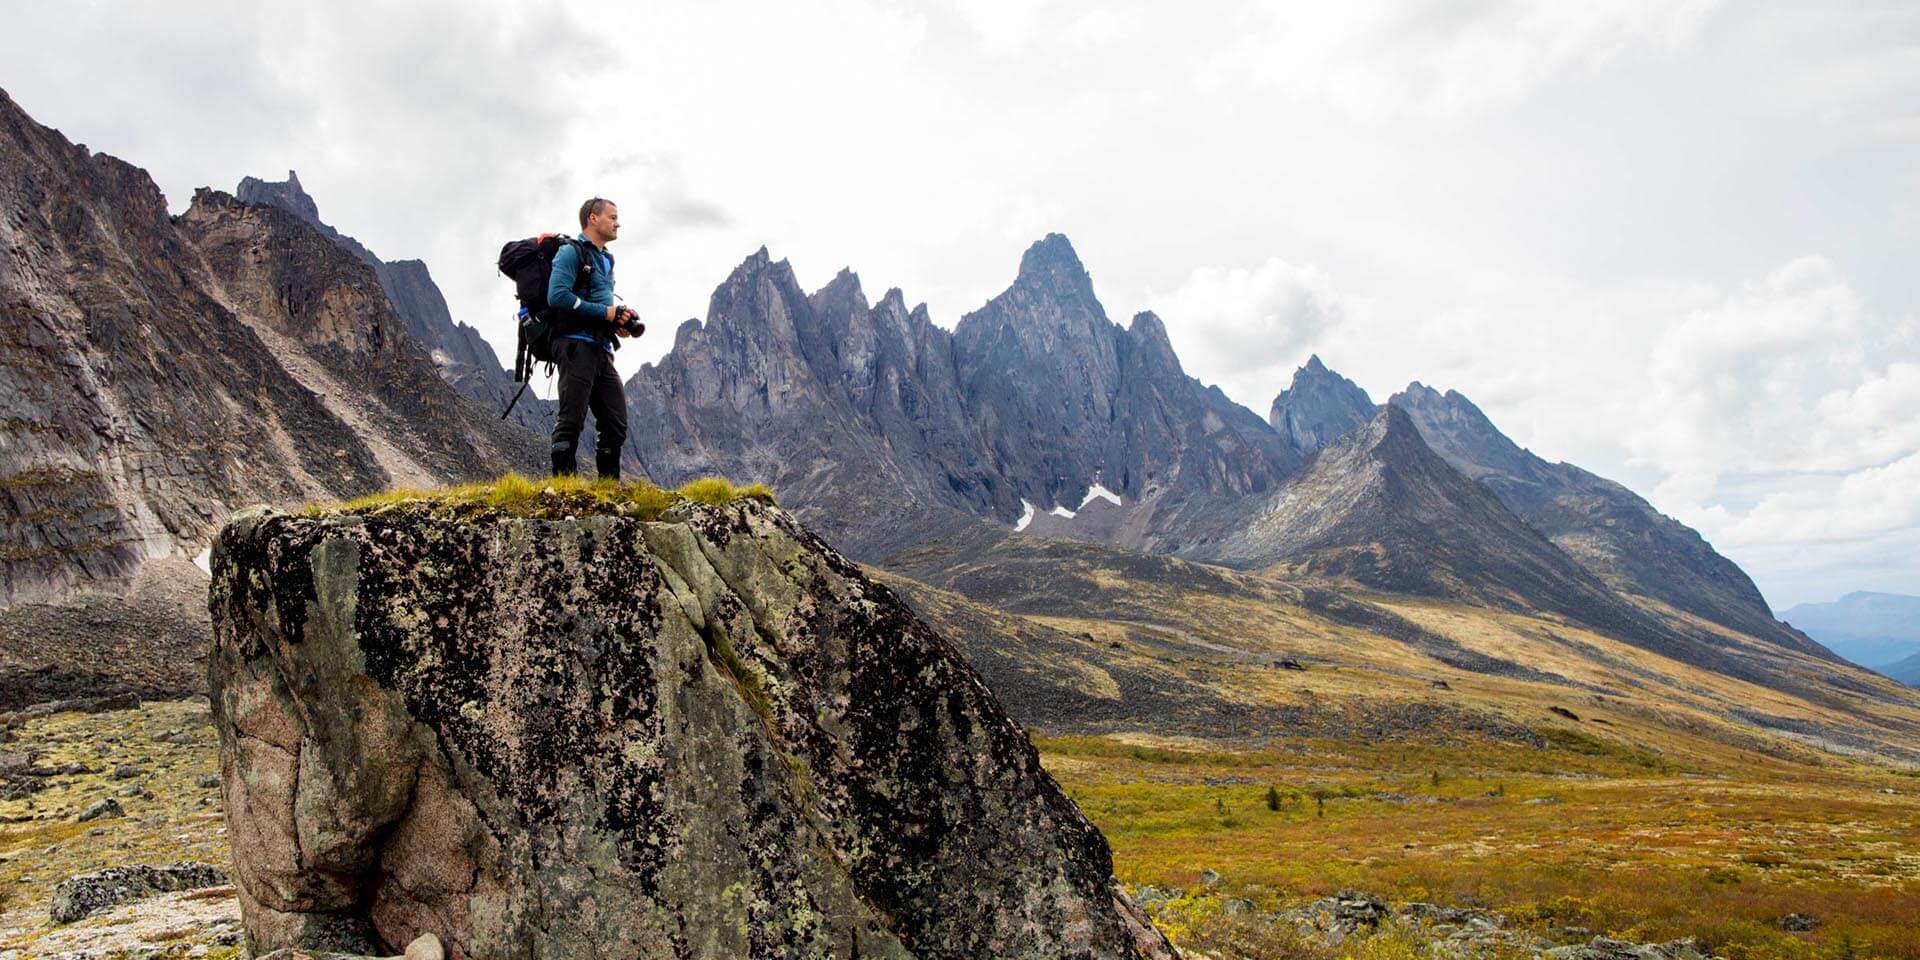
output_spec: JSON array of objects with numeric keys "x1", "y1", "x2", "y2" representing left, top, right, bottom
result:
[{"x1": 496, "y1": 233, "x2": 592, "y2": 418}]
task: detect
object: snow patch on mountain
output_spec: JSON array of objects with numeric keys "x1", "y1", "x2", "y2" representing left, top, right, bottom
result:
[{"x1": 1080, "y1": 483, "x2": 1123, "y2": 509}]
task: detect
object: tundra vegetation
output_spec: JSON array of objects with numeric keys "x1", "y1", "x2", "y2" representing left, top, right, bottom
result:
[{"x1": 1037, "y1": 732, "x2": 1920, "y2": 960}]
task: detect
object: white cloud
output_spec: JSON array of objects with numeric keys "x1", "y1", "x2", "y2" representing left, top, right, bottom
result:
[
  {"x1": 1063, "y1": 8, "x2": 1132, "y2": 49},
  {"x1": 943, "y1": 0, "x2": 1050, "y2": 55},
  {"x1": 1199, "y1": 0, "x2": 1722, "y2": 122},
  {"x1": 1636, "y1": 257, "x2": 1920, "y2": 477},
  {"x1": 1728, "y1": 452, "x2": 1920, "y2": 544}
]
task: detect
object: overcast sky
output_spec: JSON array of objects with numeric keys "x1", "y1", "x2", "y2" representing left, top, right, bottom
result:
[{"x1": 5, "y1": 0, "x2": 1915, "y2": 610}]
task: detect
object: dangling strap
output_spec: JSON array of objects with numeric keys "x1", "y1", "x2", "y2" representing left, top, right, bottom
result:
[{"x1": 500, "y1": 379, "x2": 531, "y2": 420}]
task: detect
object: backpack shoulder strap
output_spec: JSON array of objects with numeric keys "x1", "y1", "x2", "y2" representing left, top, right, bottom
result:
[{"x1": 566, "y1": 237, "x2": 598, "y2": 294}]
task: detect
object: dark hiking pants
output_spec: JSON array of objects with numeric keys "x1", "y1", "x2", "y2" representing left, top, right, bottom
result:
[{"x1": 551, "y1": 338, "x2": 628, "y2": 480}]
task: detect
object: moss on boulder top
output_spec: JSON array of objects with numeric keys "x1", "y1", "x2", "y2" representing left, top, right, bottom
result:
[
  {"x1": 305, "y1": 473, "x2": 776, "y2": 522},
  {"x1": 210, "y1": 487, "x2": 1172, "y2": 959}
]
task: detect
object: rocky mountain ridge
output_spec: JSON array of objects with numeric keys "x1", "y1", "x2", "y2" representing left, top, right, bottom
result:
[
  {"x1": 0, "y1": 87, "x2": 539, "y2": 610},
  {"x1": 614, "y1": 230, "x2": 1813, "y2": 671},
  {"x1": 1386, "y1": 383, "x2": 1820, "y2": 654},
  {"x1": 235, "y1": 171, "x2": 555, "y2": 435},
  {"x1": 623, "y1": 235, "x2": 1301, "y2": 560}
]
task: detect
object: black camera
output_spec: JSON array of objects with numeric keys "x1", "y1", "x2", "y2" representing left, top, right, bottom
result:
[{"x1": 614, "y1": 306, "x2": 645, "y2": 337}]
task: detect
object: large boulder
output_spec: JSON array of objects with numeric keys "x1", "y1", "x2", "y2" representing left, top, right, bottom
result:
[{"x1": 208, "y1": 488, "x2": 1174, "y2": 959}]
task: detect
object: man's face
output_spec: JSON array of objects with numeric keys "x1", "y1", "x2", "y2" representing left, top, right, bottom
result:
[{"x1": 591, "y1": 204, "x2": 620, "y2": 243}]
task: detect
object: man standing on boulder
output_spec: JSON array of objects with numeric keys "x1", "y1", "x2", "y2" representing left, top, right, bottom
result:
[{"x1": 547, "y1": 197, "x2": 642, "y2": 480}]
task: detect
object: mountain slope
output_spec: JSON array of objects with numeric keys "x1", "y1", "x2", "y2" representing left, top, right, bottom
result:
[
  {"x1": 1256, "y1": 354, "x2": 1809, "y2": 659},
  {"x1": 1781, "y1": 591, "x2": 1920, "y2": 667},
  {"x1": 1195, "y1": 406, "x2": 1642, "y2": 624},
  {"x1": 1388, "y1": 382, "x2": 1819, "y2": 656},
  {"x1": 1179, "y1": 404, "x2": 1872, "y2": 695},
  {"x1": 0, "y1": 87, "x2": 540, "y2": 607},
  {"x1": 882, "y1": 512, "x2": 1920, "y2": 763},
  {"x1": 235, "y1": 171, "x2": 553, "y2": 435}
]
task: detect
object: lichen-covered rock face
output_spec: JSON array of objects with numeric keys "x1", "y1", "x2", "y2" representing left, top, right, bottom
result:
[{"x1": 208, "y1": 497, "x2": 1174, "y2": 960}]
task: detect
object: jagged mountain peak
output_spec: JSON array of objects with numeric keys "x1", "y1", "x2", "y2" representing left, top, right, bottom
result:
[
  {"x1": 730, "y1": 244, "x2": 778, "y2": 275},
  {"x1": 1397, "y1": 380, "x2": 1481, "y2": 410},
  {"x1": 712, "y1": 246, "x2": 809, "y2": 316},
  {"x1": 1126, "y1": 311, "x2": 1182, "y2": 371},
  {"x1": 235, "y1": 169, "x2": 319, "y2": 224},
  {"x1": 1387, "y1": 381, "x2": 1535, "y2": 481},
  {"x1": 814, "y1": 265, "x2": 867, "y2": 307},
  {"x1": 1397, "y1": 380, "x2": 1488, "y2": 413},
  {"x1": 1128, "y1": 309, "x2": 1169, "y2": 338},
  {"x1": 669, "y1": 316, "x2": 704, "y2": 352},
  {"x1": 1018, "y1": 231, "x2": 1084, "y2": 272},
  {"x1": 1289, "y1": 354, "x2": 1352, "y2": 388},
  {"x1": 1011, "y1": 232, "x2": 1098, "y2": 303},
  {"x1": 1269, "y1": 353, "x2": 1376, "y2": 453}
]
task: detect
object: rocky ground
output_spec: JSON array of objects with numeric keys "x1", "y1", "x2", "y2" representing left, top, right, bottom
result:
[
  {"x1": 0, "y1": 560, "x2": 212, "y2": 712},
  {"x1": 1136, "y1": 884, "x2": 1730, "y2": 960},
  {"x1": 0, "y1": 699, "x2": 236, "y2": 959}
]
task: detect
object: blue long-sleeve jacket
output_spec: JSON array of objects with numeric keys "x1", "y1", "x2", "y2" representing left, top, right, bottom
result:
[{"x1": 548, "y1": 235, "x2": 618, "y2": 351}]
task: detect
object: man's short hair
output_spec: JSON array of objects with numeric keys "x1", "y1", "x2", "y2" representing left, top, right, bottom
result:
[{"x1": 579, "y1": 197, "x2": 615, "y2": 229}]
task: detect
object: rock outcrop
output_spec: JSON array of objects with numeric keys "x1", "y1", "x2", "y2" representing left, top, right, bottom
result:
[
  {"x1": 209, "y1": 490, "x2": 1174, "y2": 959},
  {"x1": 49, "y1": 861, "x2": 229, "y2": 923}
]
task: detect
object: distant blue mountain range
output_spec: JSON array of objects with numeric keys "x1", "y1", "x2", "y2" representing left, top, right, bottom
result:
[{"x1": 1781, "y1": 592, "x2": 1920, "y2": 683}]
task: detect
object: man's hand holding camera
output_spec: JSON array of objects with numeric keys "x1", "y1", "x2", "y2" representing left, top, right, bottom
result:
[{"x1": 605, "y1": 303, "x2": 645, "y2": 338}]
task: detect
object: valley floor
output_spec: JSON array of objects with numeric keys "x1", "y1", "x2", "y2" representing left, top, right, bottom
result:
[
  {"x1": 1, "y1": 701, "x2": 1915, "y2": 959},
  {"x1": 1036, "y1": 731, "x2": 1920, "y2": 960}
]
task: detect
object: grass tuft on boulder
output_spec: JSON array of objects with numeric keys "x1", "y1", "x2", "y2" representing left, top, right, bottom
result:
[{"x1": 305, "y1": 473, "x2": 777, "y2": 521}]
